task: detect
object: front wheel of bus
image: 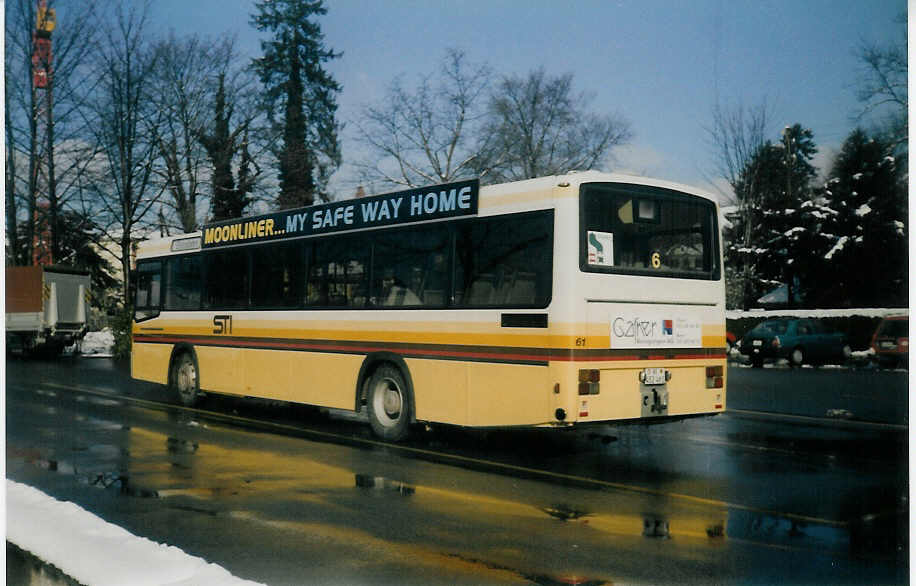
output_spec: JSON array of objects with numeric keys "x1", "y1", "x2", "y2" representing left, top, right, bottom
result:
[
  {"x1": 367, "y1": 365, "x2": 412, "y2": 442},
  {"x1": 171, "y1": 353, "x2": 200, "y2": 407}
]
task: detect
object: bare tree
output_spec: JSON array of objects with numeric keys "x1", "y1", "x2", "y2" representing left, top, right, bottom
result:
[
  {"x1": 855, "y1": 16, "x2": 907, "y2": 154},
  {"x1": 147, "y1": 33, "x2": 241, "y2": 233},
  {"x1": 6, "y1": 0, "x2": 48, "y2": 265},
  {"x1": 353, "y1": 48, "x2": 494, "y2": 191},
  {"x1": 81, "y1": 1, "x2": 162, "y2": 303},
  {"x1": 5, "y1": 0, "x2": 102, "y2": 265},
  {"x1": 706, "y1": 100, "x2": 771, "y2": 206},
  {"x1": 198, "y1": 41, "x2": 265, "y2": 222},
  {"x1": 480, "y1": 68, "x2": 632, "y2": 183},
  {"x1": 5, "y1": 61, "x2": 23, "y2": 263},
  {"x1": 705, "y1": 99, "x2": 772, "y2": 309}
]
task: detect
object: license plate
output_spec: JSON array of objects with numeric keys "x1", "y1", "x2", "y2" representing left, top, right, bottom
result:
[
  {"x1": 752, "y1": 340, "x2": 763, "y2": 347},
  {"x1": 641, "y1": 367, "x2": 667, "y2": 386}
]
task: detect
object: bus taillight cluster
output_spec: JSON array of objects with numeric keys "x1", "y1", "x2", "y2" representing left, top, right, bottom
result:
[
  {"x1": 578, "y1": 369, "x2": 600, "y2": 395},
  {"x1": 706, "y1": 365, "x2": 724, "y2": 389}
]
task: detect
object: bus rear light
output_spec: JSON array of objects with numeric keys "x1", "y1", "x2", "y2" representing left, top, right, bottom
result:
[
  {"x1": 706, "y1": 365, "x2": 724, "y2": 389},
  {"x1": 578, "y1": 370, "x2": 600, "y2": 395},
  {"x1": 578, "y1": 382, "x2": 600, "y2": 395}
]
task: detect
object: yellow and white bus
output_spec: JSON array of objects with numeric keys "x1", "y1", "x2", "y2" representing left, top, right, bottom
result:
[{"x1": 131, "y1": 172, "x2": 726, "y2": 440}]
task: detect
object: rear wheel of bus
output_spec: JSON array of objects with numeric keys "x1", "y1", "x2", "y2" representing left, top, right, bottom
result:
[
  {"x1": 366, "y1": 364, "x2": 412, "y2": 442},
  {"x1": 170, "y1": 352, "x2": 200, "y2": 407}
]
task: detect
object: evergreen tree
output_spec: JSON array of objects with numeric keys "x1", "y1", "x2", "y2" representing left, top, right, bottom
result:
[
  {"x1": 251, "y1": 0, "x2": 341, "y2": 209},
  {"x1": 726, "y1": 124, "x2": 818, "y2": 308},
  {"x1": 819, "y1": 129, "x2": 907, "y2": 307},
  {"x1": 759, "y1": 124, "x2": 818, "y2": 307},
  {"x1": 200, "y1": 74, "x2": 254, "y2": 221}
]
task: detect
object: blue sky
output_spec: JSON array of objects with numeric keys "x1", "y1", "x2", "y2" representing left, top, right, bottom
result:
[{"x1": 150, "y1": 0, "x2": 906, "y2": 203}]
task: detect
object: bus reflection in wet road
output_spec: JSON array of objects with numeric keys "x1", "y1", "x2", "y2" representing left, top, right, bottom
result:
[{"x1": 5, "y1": 356, "x2": 907, "y2": 585}]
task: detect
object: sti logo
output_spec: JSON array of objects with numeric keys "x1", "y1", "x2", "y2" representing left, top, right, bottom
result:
[{"x1": 662, "y1": 319, "x2": 673, "y2": 335}]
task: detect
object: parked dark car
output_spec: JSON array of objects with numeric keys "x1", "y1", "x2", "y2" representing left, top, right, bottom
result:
[
  {"x1": 871, "y1": 315, "x2": 908, "y2": 368},
  {"x1": 739, "y1": 318, "x2": 851, "y2": 367}
]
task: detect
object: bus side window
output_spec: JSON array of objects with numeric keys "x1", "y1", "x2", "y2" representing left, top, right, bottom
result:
[
  {"x1": 165, "y1": 256, "x2": 201, "y2": 310},
  {"x1": 455, "y1": 211, "x2": 553, "y2": 308},
  {"x1": 466, "y1": 274, "x2": 495, "y2": 305},
  {"x1": 309, "y1": 237, "x2": 368, "y2": 308},
  {"x1": 251, "y1": 242, "x2": 304, "y2": 309},
  {"x1": 203, "y1": 249, "x2": 250, "y2": 309},
  {"x1": 371, "y1": 226, "x2": 448, "y2": 308},
  {"x1": 135, "y1": 261, "x2": 162, "y2": 320}
]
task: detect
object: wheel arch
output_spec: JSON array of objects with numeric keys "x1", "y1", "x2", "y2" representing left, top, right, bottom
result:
[
  {"x1": 168, "y1": 343, "x2": 199, "y2": 387},
  {"x1": 355, "y1": 352, "x2": 416, "y2": 423}
]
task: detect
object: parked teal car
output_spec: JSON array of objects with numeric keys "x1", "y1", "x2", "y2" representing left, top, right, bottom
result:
[{"x1": 739, "y1": 318, "x2": 852, "y2": 368}]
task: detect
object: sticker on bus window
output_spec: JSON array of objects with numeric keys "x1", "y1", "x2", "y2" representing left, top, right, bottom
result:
[{"x1": 587, "y1": 231, "x2": 614, "y2": 267}]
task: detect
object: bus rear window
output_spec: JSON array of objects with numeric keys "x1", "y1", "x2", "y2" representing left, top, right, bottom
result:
[{"x1": 580, "y1": 183, "x2": 720, "y2": 280}]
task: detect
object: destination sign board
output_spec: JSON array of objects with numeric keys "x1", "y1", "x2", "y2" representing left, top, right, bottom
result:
[{"x1": 201, "y1": 178, "x2": 478, "y2": 248}]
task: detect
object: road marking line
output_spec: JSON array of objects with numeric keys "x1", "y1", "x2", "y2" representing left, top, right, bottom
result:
[
  {"x1": 39, "y1": 381, "x2": 849, "y2": 528},
  {"x1": 728, "y1": 408, "x2": 908, "y2": 431}
]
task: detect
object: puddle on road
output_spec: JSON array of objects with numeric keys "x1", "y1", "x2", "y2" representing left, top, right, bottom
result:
[
  {"x1": 440, "y1": 552, "x2": 610, "y2": 586},
  {"x1": 166, "y1": 437, "x2": 200, "y2": 454},
  {"x1": 72, "y1": 395, "x2": 124, "y2": 407},
  {"x1": 642, "y1": 517, "x2": 671, "y2": 538},
  {"x1": 72, "y1": 414, "x2": 129, "y2": 432},
  {"x1": 542, "y1": 504, "x2": 589, "y2": 522},
  {"x1": 10, "y1": 401, "x2": 905, "y2": 576},
  {"x1": 9, "y1": 451, "x2": 160, "y2": 499},
  {"x1": 525, "y1": 574, "x2": 607, "y2": 586},
  {"x1": 727, "y1": 509, "x2": 850, "y2": 554},
  {"x1": 355, "y1": 474, "x2": 415, "y2": 496}
]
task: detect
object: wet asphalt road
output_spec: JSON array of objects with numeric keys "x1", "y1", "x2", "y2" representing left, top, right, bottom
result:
[{"x1": 5, "y1": 356, "x2": 908, "y2": 585}]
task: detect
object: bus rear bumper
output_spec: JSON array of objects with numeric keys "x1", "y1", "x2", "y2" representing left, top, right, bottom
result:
[{"x1": 551, "y1": 358, "x2": 726, "y2": 424}]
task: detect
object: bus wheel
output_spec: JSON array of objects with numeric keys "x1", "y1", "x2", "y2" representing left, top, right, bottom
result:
[
  {"x1": 367, "y1": 365, "x2": 412, "y2": 442},
  {"x1": 171, "y1": 353, "x2": 200, "y2": 407}
]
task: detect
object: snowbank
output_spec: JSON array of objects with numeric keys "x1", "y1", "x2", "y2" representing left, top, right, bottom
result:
[
  {"x1": 6, "y1": 480, "x2": 266, "y2": 586},
  {"x1": 726, "y1": 307, "x2": 907, "y2": 320},
  {"x1": 80, "y1": 328, "x2": 116, "y2": 357}
]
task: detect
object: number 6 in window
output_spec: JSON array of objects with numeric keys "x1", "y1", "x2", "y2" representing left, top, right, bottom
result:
[{"x1": 651, "y1": 252, "x2": 661, "y2": 269}]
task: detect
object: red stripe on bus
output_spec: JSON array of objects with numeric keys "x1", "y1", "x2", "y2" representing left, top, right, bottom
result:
[{"x1": 133, "y1": 334, "x2": 726, "y2": 364}]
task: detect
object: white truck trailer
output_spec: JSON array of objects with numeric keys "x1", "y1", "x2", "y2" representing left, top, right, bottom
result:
[{"x1": 6, "y1": 265, "x2": 91, "y2": 356}]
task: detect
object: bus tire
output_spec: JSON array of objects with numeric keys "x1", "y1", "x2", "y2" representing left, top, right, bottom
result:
[
  {"x1": 366, "y1": 364, "x2": 412, "y2": 442},
  {"x1": 171, "y1": 352, "x2": 200, "y2": 407}
]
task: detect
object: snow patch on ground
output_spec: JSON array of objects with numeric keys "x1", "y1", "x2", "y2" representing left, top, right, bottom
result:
[
  {"x1": 79, "y1": 328, "x2": 116, "y2": 357},
  {"x1": 7, "y1": 480, "x2": 266, "y2": 586},
  {"x1": 726, "y1": 307, "x2": 907, "y2": 320}
]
